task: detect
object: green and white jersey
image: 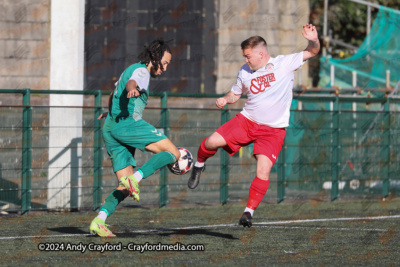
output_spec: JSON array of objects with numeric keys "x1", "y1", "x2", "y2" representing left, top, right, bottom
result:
[{"x1": 110, "y1": 62, "x2": 150, "y2": 121}]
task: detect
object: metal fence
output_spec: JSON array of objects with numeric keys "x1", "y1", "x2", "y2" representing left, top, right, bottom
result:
[{"x1": 0, "y1": 89, "x2": 399, "y2": 214}]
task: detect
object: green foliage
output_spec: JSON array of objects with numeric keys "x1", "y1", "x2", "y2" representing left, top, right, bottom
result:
[{"x1": 310, "y1": 0, "x2": 398, "y2": 49}]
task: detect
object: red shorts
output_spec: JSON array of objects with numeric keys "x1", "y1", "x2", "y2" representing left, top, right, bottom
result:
[{"x1": 216, "y1": 113, "x2": 286, "y2": 165}]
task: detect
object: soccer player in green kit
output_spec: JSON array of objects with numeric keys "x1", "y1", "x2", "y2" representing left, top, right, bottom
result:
[{"x1": 90, "y1": 39, "x2": 180, "y2": 237}]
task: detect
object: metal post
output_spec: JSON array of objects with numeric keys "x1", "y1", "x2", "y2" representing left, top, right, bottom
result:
[
  {"x1": 159, "y1": 92, "x2": 169, "y2": 207},
  {"x1": 323, "y1": 0, "x2": 328, "y2": 57},
  {"x1": 331, "y1": 97, "x2": 340, "y2": 201},
  {"x1": 22, "y1": 89, "x2": 32, "y2": 214},
  {"x1": 366, "y1": 4, "x2": 372, "y2": 48},
  {"x1": 352, "y1": 71, "x2": 357, "y2": 87},
  {"x1": 277, "y1": 145, "x2": 286, "y2": 203},
  {"x1": 386, "y1": 70, "x2": 390, "y2": 88},
  {"x1": 367, "y1": 5, "x2": 371, "y2": 34},
  {"x1": 330, "y1": 65, "x2": 335, "y2": 87},
  {"x1": 298, "y1": 69, "x2": 302, "y2": 85},
  {"x1": 352, "y1": 71, "x2": 357, "y2": 144},
  {"x1": 220, "y1": 106, "x2": 230, "y2": 205},
  {"x1": 381, "y1": 99, "x2": 390, "y2": 197},
  {"x1": 93, "y1": 90, "x2": 103, "y2": 210}
]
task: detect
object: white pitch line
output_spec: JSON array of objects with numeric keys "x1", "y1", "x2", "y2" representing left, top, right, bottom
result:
[
  {"x1": 256, "y1": 214, "x2": 400, "y2": 225},
  {"x1": 0, "y1": 214, "x2": 399, "y2": 240},
  {"x1": 259, "y1": 226, "x2": 387, "y2": 232}
]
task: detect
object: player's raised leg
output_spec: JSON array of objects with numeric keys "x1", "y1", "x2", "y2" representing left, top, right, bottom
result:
[
  {"x1": 143, "y1": 138, "x2": 180, "y2": 176},
  {"x1": 120, "y1": 138, "x2": 179, "y2": 197},
  {"x1": 188, "y1": 132, "x2": 226, "y2": 189}
]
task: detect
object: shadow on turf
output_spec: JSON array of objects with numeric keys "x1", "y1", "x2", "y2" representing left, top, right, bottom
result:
[
  {"x1": 47, "y1": 227, "x2": 238, "y2": 240},
  {"x1": 47, "y1": 227, "x2": 89, "y2": 235},
  {"x1": 115, "y1": 229, "x2": 237, "y2": 240}
]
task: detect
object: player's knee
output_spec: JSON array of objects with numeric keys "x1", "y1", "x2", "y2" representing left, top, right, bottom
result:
[
  {"x1": 257, "y1": 168, "x2": 271, "y2": 180},
  {"x1": 205, "y1": 136, "x2": 219, "y2": 150},
  {"x1": 257, "y1": 174, "x2": 270, "y2": 180},
  {"x1": 205, "y1": 132, "x2": 226, "y2": 150}
]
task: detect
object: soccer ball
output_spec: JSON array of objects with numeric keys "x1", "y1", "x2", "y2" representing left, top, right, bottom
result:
[{"x1": 168, "y1": 147, "x2": 194, "y2": 175}]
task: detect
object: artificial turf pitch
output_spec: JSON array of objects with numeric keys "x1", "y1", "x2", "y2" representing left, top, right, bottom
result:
[{"x1": 0, "y1": 198, "x2": 399, "y2": 266}]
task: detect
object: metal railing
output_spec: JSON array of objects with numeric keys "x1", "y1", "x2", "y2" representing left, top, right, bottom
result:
[{"x1": 0, "y1": 89, "x2": 399, "y2": 213}]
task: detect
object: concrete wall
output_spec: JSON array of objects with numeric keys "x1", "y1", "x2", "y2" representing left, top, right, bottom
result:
[
  {"x1": 215, "y1": 0, "x2": 310, "y2": 94},
  {"x1": 0, "y1": 0, "x2": 50, "y2": 90},
  {"x1": 0, "y1": 0, "x2": 85, "y2": 210},
  {"x1": 0, "y1": 0, "x2": 310, "y2": 94}
]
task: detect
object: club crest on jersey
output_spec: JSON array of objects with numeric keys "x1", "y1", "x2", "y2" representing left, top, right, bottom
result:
[
  {"x1": 250, "y1": 73, "x2": 276, "y2": 94},
  {"x1": 265, "y1": 63, "x2": 274, "y2": 71}
]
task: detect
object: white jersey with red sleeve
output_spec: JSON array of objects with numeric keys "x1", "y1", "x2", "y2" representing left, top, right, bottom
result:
[{"x1": 231, "y1": 51, "x2": 305, "y2": 128}]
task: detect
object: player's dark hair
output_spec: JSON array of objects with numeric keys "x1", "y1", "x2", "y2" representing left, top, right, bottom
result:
[
  {"x1": 138, "y1": 38, "x2": 172, "y2": 72},
  {"x1": 241, "y1": 36, "x2": 267, "y2": 50}
]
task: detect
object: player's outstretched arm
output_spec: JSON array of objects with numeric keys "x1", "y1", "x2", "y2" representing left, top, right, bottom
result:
[
  {"x1": 302, "y1": 24, "x2": 320, "y2": 61},
  {"x1": 126, "y1": 79, "x2": 141, "y2": 98},
  {"x1": 216, "y1": 91, "x2": 241, "y2": 109}
]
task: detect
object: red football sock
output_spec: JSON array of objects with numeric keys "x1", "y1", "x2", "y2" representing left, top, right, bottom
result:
[
  {"x1": 247, "y1": 177, "x2": 269, "y2": 210},
  {"x1": 196, "y1": 138, "x2": 217, "y2": 163}
]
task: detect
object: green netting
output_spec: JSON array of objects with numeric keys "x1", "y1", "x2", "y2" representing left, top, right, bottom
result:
[
  {"x1": 283, "y1": 98, "x2": 400, "y2": 200},
  {"x1": 319, "y1": 6, "x2": 400, "y2": 89}
]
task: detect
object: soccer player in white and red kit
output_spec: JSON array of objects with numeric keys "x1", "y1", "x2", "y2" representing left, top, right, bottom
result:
[{"x1": 188, "y1": 24, "x2": 320, "y2": 227}]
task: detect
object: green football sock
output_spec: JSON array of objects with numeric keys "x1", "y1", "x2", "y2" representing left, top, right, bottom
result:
[
  {"x1": 99, "y1": 189, "x2": 126, "y2": 216},
  {"x1": 139, "y1": 151, "x2": 177, "y2": 179}
]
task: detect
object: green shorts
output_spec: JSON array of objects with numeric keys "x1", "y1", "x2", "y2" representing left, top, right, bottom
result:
[{"x1": 102, "y1": 115, "x2": 167, "y2": 172}]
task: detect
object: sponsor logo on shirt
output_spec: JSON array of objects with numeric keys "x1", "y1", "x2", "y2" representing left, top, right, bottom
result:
[{"x1": 250, "y1": 73, "x2": 276, "y2": 94}]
